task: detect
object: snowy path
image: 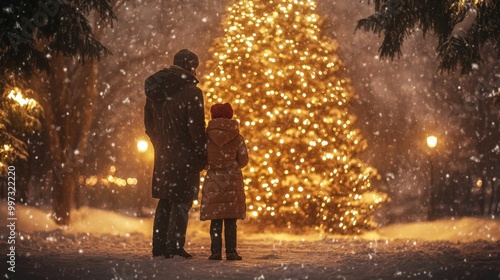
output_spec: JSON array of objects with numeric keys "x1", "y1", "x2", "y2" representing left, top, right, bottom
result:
[
  {"x1": 10, "y1": 231, "x2": 500, "y2": 279},
  {"x1": 2, "y1": 204, "x2": 500, "y2": 279}
]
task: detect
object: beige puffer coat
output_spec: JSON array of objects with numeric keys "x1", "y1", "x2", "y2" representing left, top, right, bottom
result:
[{"x1": 200, "y1": 118, "x2": 248, "y2": 221}]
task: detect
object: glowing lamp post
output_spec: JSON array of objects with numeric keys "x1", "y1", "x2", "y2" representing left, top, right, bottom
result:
[
  {"x1": 136, "y1": 139, "x2": 150, "y2": 215},
  {"x1": 426, "y1": 135, "x2": 437, "y2": 149},
  {"x1": 137, "y1": 140, "x2": 149, "y2": 153},
  {"x1": 426, "y1": 135, "x2": 438, "y2": 220}
]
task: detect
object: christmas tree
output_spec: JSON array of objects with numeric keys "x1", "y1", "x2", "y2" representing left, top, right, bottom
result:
[{"x1": 202, "y1": 0, "x2": 387, "y2": 234}]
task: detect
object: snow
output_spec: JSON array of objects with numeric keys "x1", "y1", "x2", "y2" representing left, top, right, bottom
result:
[
  {"x1": 451, "y1": 8, "x2": 477, "y2": 38},
  {"x1": 2, "y1": 202, "x2": 499, "y2": 279}
]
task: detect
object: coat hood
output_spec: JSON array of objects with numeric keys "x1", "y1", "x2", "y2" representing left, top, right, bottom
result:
[
  {"x1": 206, "y1": 118, "x2": 240, "y2": 147},
  {"x1": 144, "y1": 65, "x2": 199, "y2": 102}
]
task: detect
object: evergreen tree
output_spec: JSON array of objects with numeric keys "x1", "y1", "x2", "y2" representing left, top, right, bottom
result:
[
  {"x1": 202, "y1": 0, "x2": 387, "y2": 234},
  {"x1": 0, "y1": 0, "x2": 116, "y2": 89},
  {"x1": 356, "y1": 0, "x2": 500, "y2": 74},
  {"x1": 1, "y1": 0, "x2": 116, "y2": 224},
  {"x1": 357, "y1": 0, "x2": 499, "y2": 214},
  {"x1": 0, "y1": 87, "x2": 43, "y2": 174}
]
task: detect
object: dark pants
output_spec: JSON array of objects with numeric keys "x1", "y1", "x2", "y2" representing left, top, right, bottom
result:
[
  {"x1": 210, "y1": 219, "x2": 237, "y2": 254},
  {"x1": 152, "y1": 199, "x2": 192, "y2": 254}
]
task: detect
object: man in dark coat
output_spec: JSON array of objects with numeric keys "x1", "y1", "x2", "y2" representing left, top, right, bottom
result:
[{"x1": 144, "y1": 49, "x2": 207, "y2": 259}]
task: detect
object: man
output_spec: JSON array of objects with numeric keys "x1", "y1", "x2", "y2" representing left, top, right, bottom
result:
[{"x1": 144, "y1": 49, "x2": 207, "y2": 259}]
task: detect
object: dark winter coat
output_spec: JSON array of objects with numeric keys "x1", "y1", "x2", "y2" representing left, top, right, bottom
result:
[
  {"x1": 144, "y1": 65, "x2": 207, "y2": 202},
  {"x1": 200, "y1": 118, "x2": 248, "y2": 221}
]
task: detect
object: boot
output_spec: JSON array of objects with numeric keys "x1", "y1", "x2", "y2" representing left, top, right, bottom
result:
[
  {"x1": 164, "y1": 248, "x2": 193, "y2": 259},
  {"x1": 175, "y1": 248, "x2": 193, "y2": 259},
  {"x1": 224, "y1": 219, "x2": 241, "y2": 260},
  {"x1": 210, "y1": 220, "x2": 223, "y2": 260},
  {"x1": 208, "y1": 252, "x2": 222, "y2": 260},
  {"x1": 226, "y1": 252, "x2": 243, "y2": 261}
]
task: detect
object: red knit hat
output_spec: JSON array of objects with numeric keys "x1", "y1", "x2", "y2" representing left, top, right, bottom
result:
[{"x1": 210, "y1": 103, "x2": 233, "y2": 119}]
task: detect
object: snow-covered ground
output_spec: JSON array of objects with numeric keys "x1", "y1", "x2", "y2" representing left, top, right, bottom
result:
[{"x1": 1, "y1": 202, "x2": 499, "y2": 280}]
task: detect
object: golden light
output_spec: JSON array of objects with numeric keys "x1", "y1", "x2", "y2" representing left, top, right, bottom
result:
[
  {"x1": 476, "y1": 179, "x2": 482, "y2": 188},
  {"x1": 85, "y1": 176, "x2": 98, "y2": 186},
  {"x1": 7, "y1": 87, "x2": 37, "y2": 109},
  {"x1": 426, "y1": 135, "x2": 438, "y2": 149},
  {"x1": 137, "y1": 140, "x2": 149, "y2": 153},
  {"x1": 198, "y1": 0, "x2": 386, "y2": 234},
  {"x1": 127, "y1": 178, "x2": 138, "y2": 185}
]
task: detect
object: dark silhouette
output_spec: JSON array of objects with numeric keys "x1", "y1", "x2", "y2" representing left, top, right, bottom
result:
[{"x1": 144, "y1": 49, "x2": 207, "y2": 259}]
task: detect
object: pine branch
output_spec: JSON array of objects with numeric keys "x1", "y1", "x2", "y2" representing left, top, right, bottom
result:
[
  {"x1": 357, "y1": 0, "x2": 500, "y2": 74},
  {"x1": 0, "y1": 0, "x2": 116, "y2": 82}
]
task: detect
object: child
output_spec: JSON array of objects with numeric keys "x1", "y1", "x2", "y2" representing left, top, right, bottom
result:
[{"x1": 200, "y1": 102, "x2": 249, "y2": 261}]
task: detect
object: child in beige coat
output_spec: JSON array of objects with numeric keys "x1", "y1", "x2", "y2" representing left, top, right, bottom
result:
[{"x1": 200, "y1": 102, "x2": 248, "y2": 260}]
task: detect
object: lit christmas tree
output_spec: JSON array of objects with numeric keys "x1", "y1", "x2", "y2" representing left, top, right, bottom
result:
[{"x1": 202, "y1": 0, "x2": 387, "y2": 234}]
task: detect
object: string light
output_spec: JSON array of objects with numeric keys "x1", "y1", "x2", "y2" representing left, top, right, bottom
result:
[
  {"x1": 202, "y1": 0, "x2": 387, "y2": 234},
  {"x1": 83, "y1": 166, "x2": 138, "y2": 188}
]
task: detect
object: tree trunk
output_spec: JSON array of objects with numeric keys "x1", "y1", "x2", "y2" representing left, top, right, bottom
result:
[
  {"x1": 34, "y1": 52, "x2": 98, "y2": 225},
  {"x1": 479, "y1": 175, "x2": 487, "y2": 215},
  {"x1": 16, "y1": 158, "x2": 30, "y2": 204},
  {"x1": 52, "y1": 170, "x2": 77, "y2": 225},
  {"x1": 489, "y1": 180, "x2": 498, "y2": 215}
]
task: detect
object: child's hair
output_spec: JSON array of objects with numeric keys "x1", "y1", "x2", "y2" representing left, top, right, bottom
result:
[{"x1": 210, "y1": 102, "x2": 234, "y2": 119}]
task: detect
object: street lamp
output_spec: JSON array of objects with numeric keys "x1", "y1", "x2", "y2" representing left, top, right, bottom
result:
[
  {"x1": 426, "y1": 135, "x2": 438, "y2": 220},
  {"x1": 137, "y1": 140, "x2": 149, "y2": 153},
  {"x1": 136, "y1": 139, "x2": 150, "y2": 216},
  {"x1": 426, "y1": 135, "x2": 437, "y2": 149}
]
